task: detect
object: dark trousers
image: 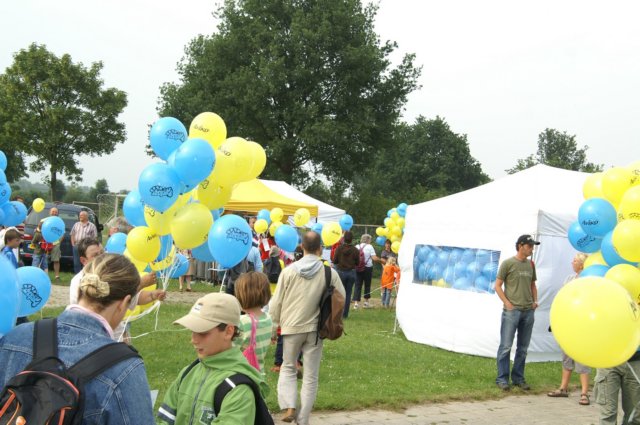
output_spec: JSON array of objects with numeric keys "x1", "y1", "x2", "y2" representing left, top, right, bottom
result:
[
  {"x1": 72, "y1": 245, "x2": 82, "y2": 273},
  {"x1": 354, "y1": 266, "x2": 373, "y2": 301},
  {"x1": 336, "y1": 268, "x2": 356, "y2": 318}
]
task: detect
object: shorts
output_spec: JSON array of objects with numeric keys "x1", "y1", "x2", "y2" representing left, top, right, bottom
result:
[
  {"x1": 49, "y1": 244, "x2": 61, "y2": 262},
  {"x1": 562, "y1": 352, "x2": 590, "y2": 374}
]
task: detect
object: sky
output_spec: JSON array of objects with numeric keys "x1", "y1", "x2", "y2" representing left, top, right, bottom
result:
[{"x1": 1, "y1": 0, "x2": 639, "y2": 192}]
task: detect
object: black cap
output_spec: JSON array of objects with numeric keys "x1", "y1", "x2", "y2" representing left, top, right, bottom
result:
[{"x1": 517, "y1": 234, "x2": 540, "y2": 246}]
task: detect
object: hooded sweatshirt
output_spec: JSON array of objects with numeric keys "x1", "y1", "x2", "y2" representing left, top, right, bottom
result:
[
  {"x1": 269, "y1": 254, "x2": 345, "y2": 336},
  {"x1": 158, "y1": 347, "x2": 268, "y2": 425}
]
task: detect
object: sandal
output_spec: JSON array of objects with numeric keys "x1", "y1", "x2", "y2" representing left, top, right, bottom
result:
[
  {"x1": 186, "y1": 288, "x2": 192, "y2": 292},
  {"x1": 579, "y1": 393, "x2": 590, "y2": 405},
  {"x1": 547, "y1": 389, "x2": 569, "y2": 397}
]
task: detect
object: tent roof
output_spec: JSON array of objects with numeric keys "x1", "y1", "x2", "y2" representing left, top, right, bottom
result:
[
  {"x1": 226, "y1": 179, "x2": 318, "y2": 216},
  {"x1": 261, "y1": 179, "x2": 345, "y2": 222}
]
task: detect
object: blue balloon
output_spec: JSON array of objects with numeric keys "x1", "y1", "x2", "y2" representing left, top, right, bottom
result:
[
  {"x1": 568, "y1": 220, "x2": 602, "y2": 253},
  {"x1": 123, "y1": 190, "x2": 146, "y2": 227},
  {"x1": 428, "y1": 264, "x2": 442, "y2": 280},
  {"x1": 461, "y1": 249, "x2": 476, "y2": 264},
  {"x1": 0, "y1": 183, "x2": 11, "y2": 206},
  {"x1": 2, "y1": 201, "x2": 27, "y2": 227},
  {"x1": 601, "y1": 231, "x2": 637, "y2": 267},
  {"x1": 211, "y1": 208, "x2": 223, "y2": 221},
  {"x1": 466, "y1": 261, "x2": 481, "y2": 281},
  {"x1": 475, "y1": 250, "x2": 491, "y2": 265},
  {"x1": 578, "y1": 198, "x2": 617, "y2": 238},
  {"x1": 442, "y1": 266, "x2": 455, "y2": 284},
  {"x1": 311, "y1": 222, "x2": 323, "y2": 234},
  {"x1": 0, "y1": 255, "x2": 19, "y2": 336},
  {"x1": 375, "y1": 236, "x2": 387, "y2": 246},
  {"x1": 138, "y1": 163, "x2": 181, "y2": 212},
  {"x1": 257, "y1": 209, "x2": 271, "y2": 225},
  {"x1": 413, "y1": 257, "x2": 420, "y2": 278},
  {"x1": 105, "y1": 232, "x2": 127, "y2": 254},
  {"x1": 0, "y1": 170, "x2": 6, "y2": 185},
  {"x1": 17, "y1": 266, "x2": 51, "y2": 316},
  {"x1": 0, "y1": 151, "x2": 6, "y2": 171},
  {"x1": 454, "y1": 261, "x2": 467, "y2": 279},
  {"x1": 41, "y1": 216, "x2": 65, "y2": 243},
  {"x1": 192, "y1": 241, "x2": 215, "y2": 262},
  {"x1": 275, "y1": 224, "x2": 299, "y2": 252},
  {"x1": 417, "y1": 246, "x2": 430, "y2": 262},
  {"x1": 426, "y1": 251, "x2": 438, "y2": 266},
  {"x1": 208, "y1": 214, "x2": 253, "y2": 268},
  {"x1": 453, "y1": 277, "x2": 472, "y2": 290},
  {"x1": 0, "y1": 208, "x2": 5, "y2": 225},
  {"x1": 437, "y1": 251, "x2": 451, "y2": 269},
  {"x1": 156, "y1": 235, "x2": 174, "y2": 261},
  {"x1": 474, "y1": 275, "x2": 492, "y2": 292},
  {"x1": 339, "y1": 214, "x2": 354, "y2": 231},
  {"x1": 418, "y1": 262, "x2": 429, "y2": 281},
  {"x1": 580, "y1": 264, "x2": 610, "y2": 277},
  {"x1": 449, "y1": 249, "x2": 463, "y2": 263},
  {"x1": 172, "y1": 138, "x2": 216, "y2": 187},
  {"x1": 397, "y1": 203, "x2": 408, "y2": 217},
  {"x1": 482, "y1": 262, "x2": 498, "y2": 282},
  {"x1": 150, "y1": 117, "x2": 187, "y2": 161},
  {"x1": 169, "y1": 253, "x2": 189, "y2": 278}
]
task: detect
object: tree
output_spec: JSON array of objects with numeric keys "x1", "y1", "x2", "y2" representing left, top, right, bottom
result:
[
  {"x1": 506, "y1": 128, "x2": 603, "y2": 174},
  {"x1": 88, "y1": 178, "x2": 110, "y2": 202},
  {"x1": 0, "y1": 43, "x2": 127, "y2": 200},
  {"x1": 158, "y1": 0, "x2": 420, "y2": 186}
]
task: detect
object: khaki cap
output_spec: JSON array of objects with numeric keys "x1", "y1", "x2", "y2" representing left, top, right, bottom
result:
[{"x1": 174, "y1": 293, "x2": 241, "y2": 333}]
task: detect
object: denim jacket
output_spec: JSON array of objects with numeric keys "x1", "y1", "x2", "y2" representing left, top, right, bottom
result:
[{"x1": 0, "y1": 310, "x2": 155, "y2": 425}]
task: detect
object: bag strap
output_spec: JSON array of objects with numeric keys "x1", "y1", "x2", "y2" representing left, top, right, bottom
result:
[
  {"x1": 33, "y1": 317, "x2": 58, "y2": 361},
  {"x1": 68, "y1": 342, "x2": 140, "y2": 384},
  {"x1": 178, "y1": 358, "x2": 201, "y2": 388},
  {"x1": 213, "y1": 373, "x2": 262, "y2": 418}
]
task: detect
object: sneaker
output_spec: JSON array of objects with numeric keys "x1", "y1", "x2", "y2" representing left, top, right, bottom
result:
[
  {"x1": 514, "y1": 382, "x2": 531, "y2": 390},
  {"x1": 496, "y1": 382, "x2": 511, "y2": 391},
  {"x1": 354, "y1": 303, "x2": 359, "y2": 310},
  {"x1": 364, "y1": 301, "x2": 370, "y2": 308}
]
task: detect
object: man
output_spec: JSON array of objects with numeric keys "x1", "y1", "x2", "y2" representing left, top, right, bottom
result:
[
  {"x1": 158, "y1": 293, "x2": 268, "y2": 424},
  {"x1": 494, "y1": 234, "x2": 540, "y2": 391},
  {"x1": 332, "y1": 231, "x2": 360, "y2": 318},
  {"x1": 48, "y1": 207, "x2": 63, "y2": 280},
  {"x1": 594, "y1": 350, "x2": 640, "y2": 425},
  {"x1": 269, "y1": 231, "x2": 345, "y2": 424},
  {"x1": 70, "y1": 210, "x2": 98, "y2": 273}
]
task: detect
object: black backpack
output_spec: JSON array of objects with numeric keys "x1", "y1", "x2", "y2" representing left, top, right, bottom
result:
[
  {"x1": 317, "y1": 266, "x2": 345, "y2": 342},
  {"x1": 0, "y1": 318, "x2": 140, "y2": 425},
  {"x1": 264, "y1": 258, "x2": 282, "y2": 283},
  {"x1": 176, "y1": 359, "x2": 274, "y2": 425}
]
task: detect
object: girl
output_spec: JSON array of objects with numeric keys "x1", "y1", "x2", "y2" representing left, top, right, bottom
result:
[{"x1": 381, "y1": 257, "x2": 400, "y2": 308}]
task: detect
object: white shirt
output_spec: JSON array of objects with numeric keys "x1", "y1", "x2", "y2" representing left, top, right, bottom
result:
[
  {"x1": 356, "y1": 243, "x2": 377, "y2": 267},
  {"x1": 70, "y1": 271, "x2": 82, "y2": 305}
]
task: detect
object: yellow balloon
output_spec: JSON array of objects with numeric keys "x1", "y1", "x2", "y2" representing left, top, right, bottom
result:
[
  {"x1": 375, "y1": 227, "x2": 385, "y2": 237},
  {"x1": 618, "y1": 185, "x2": 640, "y2": 222},
  {"x1": 584, "y1": 251, "x2": 606, "y2": 268},
  {"x1": 390, "y1": 211, "x2": 400, "y2": 220},
  {"x1": 270, "y1": 208, "x2": 284, "y2": 223},
  {"x1": 125, "y1": 283, "x2": 157, "y2": 320},
  {"x1": 321, "y1": 222, "x2": 342, "y2": 246},
  {"x1": 602, "y1": 167, "x2": 633, "y2": 207},
  {"x1": 628, "y1": 160, "x2": 640, "y2": 187},
  {"x1": 396, "y1": 217, "x2": 405, "y2": 229},
  {"x1": 246, "y1": 141, "x2": 266, "y2": 180},
  {"x1": 583, "y1": 173, "x2": 604, "y2": 199},
  {"x1": 149, "y1": 247, "x2": 176, "y2": 271},
  {"x1": 144, "y1": 204, "x2": 178, "y2": 235},
  {"x1": 123, "y1": 249, "x2": 149, "y2": 272},
  {"x1": 269, "y1": 221, "x2": 282, "y2": 236},
  {"x1": 390, "y1": 235, "x2": 400, "y2": 243},
  {"x1": 254, "y1": 218, "x2": 268, "y2": 234},
  {"x1": 32, "y1": 198, "x2": 45, "y2": 213},
  {"x1": 219, "y1": 137, "x2": 253, "y2": 183},
  {"x1": 390, "y1": 226, "x2": 402, "y2": 237},
  {"x1": 189, "y1": 112, "x2": 227, "y2": 149},
  {"x1": 126, "y1": 226, "x2": 161, "y2": 263},
  {"x1": 197, "y1": 178, "x2": 233, "y2": 210},
  {"x1": 612, "y1": 219, "x2": 640, "y2": 262},
  {"x1": 210, "y1": 147, "x2": 238, "y2": 188},
  {"x1": 171, "y1": 202, "x2": 213, "y2": 249},
  {"x1": 550, "y1": 276, "x2": 640, "y2": 368},
  {"x1": 294, "y1": 208, "x2": 310, "y2": 227},
  {"x1": 605, "y1": 264, "x2": 640, "y2": 304},
  {"x1": 391, "y1": 241, "x2": 400, "y2": 254}
]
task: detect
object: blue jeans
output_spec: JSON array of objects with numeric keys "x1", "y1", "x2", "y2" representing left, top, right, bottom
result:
[
  {"x1": 496, "y1": 308, "x2": 535, "y2": 385},
  {"x1": 72, "y1": 245, "x2": 82, "y2": 273},
  {"x1": 32, "y1": 253, "x2": 48, "y2": 271},
  {"x1": 381, "y1": 288, "x2": 392, "y2": 306},
  {"x1": 336, "y1": 268, "x2": 356, "y2": 318}
]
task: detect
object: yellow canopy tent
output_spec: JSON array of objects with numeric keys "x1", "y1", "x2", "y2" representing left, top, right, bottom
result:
[{"x1": 225, "y1": 179, "x2": 318, "y2": 216}]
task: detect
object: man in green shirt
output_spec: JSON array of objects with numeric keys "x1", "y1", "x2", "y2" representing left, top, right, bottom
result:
[{"x1": 495, "y1": 234, "x2": 540, "y2": 391}]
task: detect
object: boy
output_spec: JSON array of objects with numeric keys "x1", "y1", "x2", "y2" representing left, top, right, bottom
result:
[
  {"x1": 158, "y1": 293, "x2": 269, "y2": 424},
  {"x1": 2, "y1": 228, "x2": 21, "y2": 268}
]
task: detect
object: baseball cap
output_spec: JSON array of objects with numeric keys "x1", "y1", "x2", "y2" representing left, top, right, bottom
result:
[
  {"x1": 516, "y1": 234, "x2": 540, "y2": 246},
  {"x1": 174, "y1": 293, "x2": 241, "y2": 333}
]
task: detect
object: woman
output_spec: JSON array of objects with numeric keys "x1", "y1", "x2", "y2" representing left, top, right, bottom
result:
[
  {"x1": 0, "y1": 253, "x2": 155, "y2": 424},
  {"x1": 547, "y1": 253, "x2": 591, "y2": 405},
  {"x1": 380, "y1": 239, "x2": 397, "y2": 265}
]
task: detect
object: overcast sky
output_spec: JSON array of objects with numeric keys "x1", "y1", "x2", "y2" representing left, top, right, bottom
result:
[{"x1": 2, "y1": 0, "x2": 639, "y2": 192}]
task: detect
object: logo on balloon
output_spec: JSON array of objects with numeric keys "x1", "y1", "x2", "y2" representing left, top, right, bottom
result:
[
  {"x1": 630, "y1": 300, "x2": 640, "y2": 320},
  {"x1": 50, "y1": 228, "x2": 63, "y2": 238},
  {"x1": 577, "y1": 235, "x2": 598, "y2": 249},
  {"x1": 22, "y1": 284, "x2": 42, "y2": 308},
  {"x1": 145, "y1": 206, "x2": 156, "y2": 217},
  {"x1": 581, "y1": 219, "x2": 599, "y2": 226},
  {"x1": 200, "y1": 179, "x2": 210, "y2": 189},
  {"x1": 150, "y1": 185, "x2": 174, "y2": 198},
  {"x1": 193, "y1": 124, "x2": 209, "y2": 133},
  {"x1": 165, "y1": 129, "x2": 186, "y2": 142},
  {"x1": 226, "y1": 227, "x2": 250, "y2": 245}
]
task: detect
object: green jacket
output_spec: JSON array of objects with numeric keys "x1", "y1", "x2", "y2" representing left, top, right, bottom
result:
[{"x1": 158, "y1": 348, "x2": 268, "y2": 425}]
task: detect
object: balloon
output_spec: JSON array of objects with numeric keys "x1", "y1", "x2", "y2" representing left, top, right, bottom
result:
[
  {"x1": 601, "y1": 231, "x2": 637, "y2": 267},
  {"x1": 417, "y1": 246, "x2": 430, "y2": 262},
  {"x1": 466, "y1": 261, "x2": 482, "y2": 281},
  {"x1": 453, "y1": 277, "x2": 471, "y2": 290},
  {"x1": 123, "y1": 249, "x2": 148, "y2": 273},
  {"x1": 578, "y1": 198, "x2": 617, "y2": 238},
  {"x1": 254, "y1": 219, "x2": 268, "y2": 234},
  {"x1": 0, "y1": 183, "x2": 10, "y2": 206},
  {"x1": 0, "y1": 151, "x2": 6, "y2": 171},
  {"x1": 219, "y1": 137, "x2": 253, "y2": 183},
  {"x1": 397, "y1": 203, "x2": 408, "y2": 217},
  {"x1": 192, "y1": 240, "x2": 216, "y2": 262},
  {"x1": 418, "y1": 262, "x2": 428, "y2": 281},
  {"x1": 189, "y1": 112, "x2": 227, "y2": 149},
  {"x1": 474, "y1": 275, "x2": 491, "y2": 292},
  {"x1": 584, "y1": 251, "x2": 606, "y2": 268},
  {"x1": 442, "y1": 266, "x2": 455, "y2": 284},
  {"x1": 41, "y1": 216, "x2": 65, "y2": 243},
  {"x1": 2, "y1": 201, "x2": 27, "y2": 227},
  {"x1": 311, "y1": 222, "x2": 323, "y2": 234},
  {"x1": 375, "y1": 236, "x2": 386, "y2": 246},
  {"x1": 257, "y1": 209, "x2": 271, "y2": 225},
  {"x1": 0, "y1": 255, "x2": 19, "y2": 336},
  {"x1": 391, "y1": 241, "x2": 400, "y2": 254},
  {"x1": 275, "y1": 224, "x2": 299, "y2": 252},
  {"x1": 169, "y1": 253, "x2": 190, "y2": 278},
  {"x1": 32, "y1": 198, "x2": 45, "y2": 213},
  {"x1": 138, "y1": 163, "x2": 181, "y2": 212},
  {"x1": 605, "y1": 264, "x2": 640, "y2": 304},
  {"x1": 461, "y1": 249, "x2": 476, "y2": 264},
  {"x1": 580, "y1": 264, "x2": 610, "y2": 277},
  {"x1": 172, "y1": 138, "x2": 216, "y2": 187},
  {"x1": 149, "y1": 246, "x2": 176, "y2": 272},
  {"x1": 612, "y1": 219, "x2": 640, "y2": 262},
  {"x1": 567, "y1": 220, "x2": 602, "y2": 253},
  {"x1": 321, "y1": 222, "x2": 342, "y2": 246},
  {"x1": 246, "y1": 141, "x2": 267, "y2": 180},
  {"x1": 482, "y1": 262, "x2": 498, "y2": 282},
  {"x1": 338, "y1": 214, "x2": 353, "y2": 231},
  {"x1": 583, "y1": 173, "x2": 604, "y2": 199},
  {"x1": 294, "y1": 208, "x2": 311, "y2": 227},
  {"x1": 269, "y1": 221, "x2": 282, "y2": 236},
  {"x1": 270, "y1": 208, "x2": 284, "y2": 223},
  {"x1": 155, "y1": 234, "x2": 174, "y2": 260},
  {"x1": 0, "y1": 170, "x2": 6, "y2": 185},
  {"x1": 144, "y1": 204, "x2": 178, "y2": 235},
  {"x1": 209, "y1": 147, "x2": 238, "y2": 188},
  {"x1": 150, "y1": 117, "x2": 187, "y2": 160},
  {"x1": 427, "y1": 264, "x2": 442, "y2": 280},
  {"x1": 618, "y1": 185, "x2": 640, "y2": 221},
  {"x1": 601, "y1": 166, "x2": 633, "y2": 207},
  {"x1": 17, "y1": 266, "x2": 51, "y2": 316},
  {"x1": 171, "y1": 203, "x2": 213, "y2": 249},
  {"x1": 396, "y1": 217, "x2": 405, "y2": 229},
  {"x1": 197, "y1": 178, "x2": 233, "y2": 210},
  {"x1": 375, "y1": 227, "x2": 385, "y2": 237},
  {"x1": 208, "y1": 214, "x2": 252, "y2": 268},
  {"x1": 550, "y1": 276, "x2": 640, "y2": 368},
  {"x1": 123, "y1": 190, "x2": 147, "y2": 227},
  {"x1": 126, "y1": 226, "x2": 161, "y2": 263},
  {"x1": 105, "y1": 232, "x2": 127, "y2": 254}
]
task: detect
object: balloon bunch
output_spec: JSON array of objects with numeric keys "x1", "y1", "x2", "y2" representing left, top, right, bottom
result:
[
  {"x1": 374, "y1": 203, "x2": 408, "y2": 254},
  {"x1": 0, "y1": 151, "x2": 28, "y2": 228},
  {"x1": 320, "y1": 214, "x2": 353, "y2": 246},
  {"x1": 551, "y1": 161, "x2": 640, "y2": 368}
]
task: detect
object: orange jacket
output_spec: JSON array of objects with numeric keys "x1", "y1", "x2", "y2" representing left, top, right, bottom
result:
[{"x1": 381, "y1": 264, "x2": 400, "y2": 289}]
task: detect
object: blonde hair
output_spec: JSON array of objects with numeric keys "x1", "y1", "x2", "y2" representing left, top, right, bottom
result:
[
  {"x1": 235, "y1": 272, "x2": 271, "y2": 310},
  {"x1": 387, "y1": 257, "x2": 397, "y2": 266},
  {"x1": 575, "y1": 253, "x2": 588, "y2": 264},
  {"x1": 78, "y1": 253, "x2": 140, "y2": 311}
]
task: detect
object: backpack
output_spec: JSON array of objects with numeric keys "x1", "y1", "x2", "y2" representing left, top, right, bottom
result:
[
  {"x1": 0, "y1": 318, "x2": 140, "y2": 425},
  {"x1": 317, "y1": 265, "x2": 345, "y2": 341},
  {"x1": 355, "y1": 244, "x2": 367, "y2": 272},
  {"x1": 264, "y1": 258, "x2": 282, "y2": 283},
  {"x1": 178, "y1": 360, "x2": 274, "y2": 425},
  {"x1": 330, "y1": 239, "x2": 343, "y2": 263},
  {"x1": 242, "y1": 313, "x2": 260, "y2": 370}
]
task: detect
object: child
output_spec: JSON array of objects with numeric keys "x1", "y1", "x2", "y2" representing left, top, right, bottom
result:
[
  {"x1": 2, "y1": 229, "x2": 21, "y2": 269},
  {"x1": 30, "y1": 222, "x2": 50, "y2": 272},
  {"x1": 381, "y1": 257, "x2": 400, "y2": 308},
  {"x1": 234, "y1": 272, "x2": 273, "y2": 374},
  {"x1": 178, "y1": 249, "x2": 194, "y2": 292}
]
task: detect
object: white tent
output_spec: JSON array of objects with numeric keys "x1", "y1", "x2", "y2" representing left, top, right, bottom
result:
[
  {"x1": 396, "y1": 165, "x2": 589, "y2": 361},
  {"x1": 261, "y1": 179, "x2": 345, "y2": 223}
]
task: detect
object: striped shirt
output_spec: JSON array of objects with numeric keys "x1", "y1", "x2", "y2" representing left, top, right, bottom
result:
[
  {"x1": 236, "y1": 312, "x2": 273, "y2": 373},
  {"x1": 70, "y1": 221, "x2": 98, "y2": 246}
]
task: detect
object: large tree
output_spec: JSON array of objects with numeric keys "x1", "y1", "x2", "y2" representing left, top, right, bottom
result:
[
  {"x1": 158, "y1": 0, "x2": 421, "y2": 186},
  {"x1": 0, "y1": 43, "x2": 127, "y2": 200},
  {"x1": 506, "y1": 128, "x2": 603, "y2": 174}
]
